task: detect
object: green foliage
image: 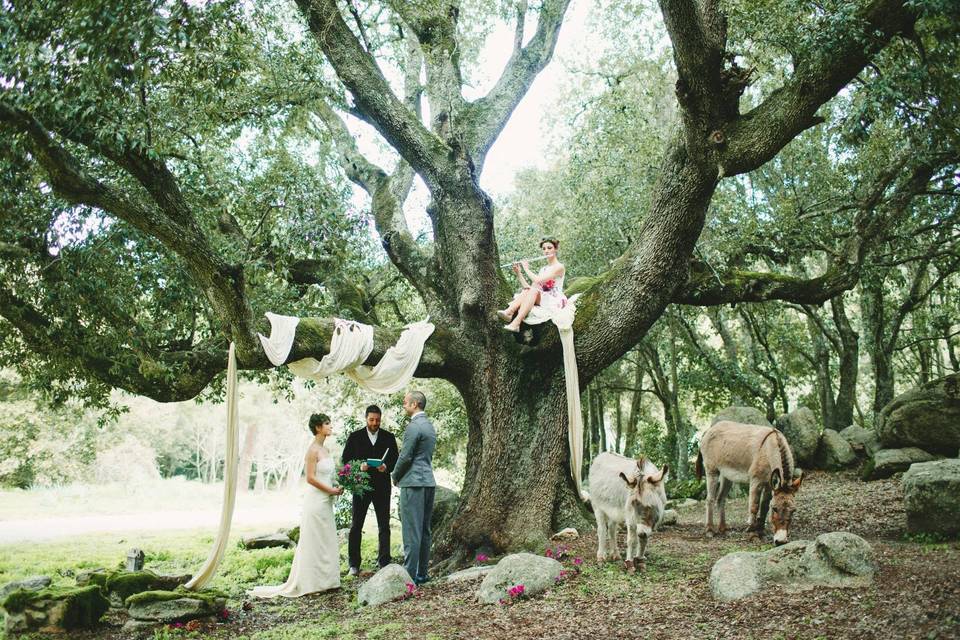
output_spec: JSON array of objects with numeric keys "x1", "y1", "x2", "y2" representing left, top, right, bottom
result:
[{"x1": 665, "y1": 477, "x2": 706, "y2": 501}]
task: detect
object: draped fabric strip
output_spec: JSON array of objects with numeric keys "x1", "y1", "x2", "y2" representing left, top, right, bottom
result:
[
  {"x1": 549, "y1": 295, "x2": 589, "y2": 501},
  {"x1": 186, "y1": 342, "x2": 240, "y2": 590}
]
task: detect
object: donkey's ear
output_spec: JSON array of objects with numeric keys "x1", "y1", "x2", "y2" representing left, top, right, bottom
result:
[
  {"x1": 790, "y1": 470, "x2": 804, "y2": 491},
  {"x1": 770, "y1": 468, "x2": 783, "y2": 491},
  {"x1": 619, "y1": 472, "x2": 638, "y2": 488},
  {"x1": 648, "y1": 465, "x2": 668, "y2": 484}
]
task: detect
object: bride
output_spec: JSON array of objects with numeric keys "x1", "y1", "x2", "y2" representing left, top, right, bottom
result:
[
  {"x1": 249, "y1": 413, "x2": 343, "y2": 598},
  {"x1": 499, "y1": 236, "x2": 567, "y2": 332}
]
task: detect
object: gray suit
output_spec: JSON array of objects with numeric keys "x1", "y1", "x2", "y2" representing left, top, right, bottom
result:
[{"x1": 392, "y1": 412, "x2": 436, "y2": 582}]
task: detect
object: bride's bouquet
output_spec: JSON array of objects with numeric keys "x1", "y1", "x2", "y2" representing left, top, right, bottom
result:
[{"x1": 337, "y1": 459, "x2": 373, "y2": 497}]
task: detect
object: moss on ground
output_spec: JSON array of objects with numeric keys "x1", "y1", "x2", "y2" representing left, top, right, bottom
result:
[{"x1": 1, "y1": 584, "x2": 109, "y2": 630}]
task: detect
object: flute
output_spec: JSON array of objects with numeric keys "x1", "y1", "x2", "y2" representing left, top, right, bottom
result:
[{"x1": 499, "y1": 255, "x2": 550, "y2": 269}]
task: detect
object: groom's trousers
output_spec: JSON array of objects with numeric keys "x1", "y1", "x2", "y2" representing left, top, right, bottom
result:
[
  {"x1": 399, "y1": 486, "x2": 435, "y2": 581},
  {"x1": 348, "y1": 487, "x2": 392, "y2": 569}
]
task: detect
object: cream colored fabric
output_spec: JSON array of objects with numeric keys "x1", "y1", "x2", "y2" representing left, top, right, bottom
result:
[
  {"x1": 186, "y1": 342, "x2": 240, "y2": 590},
  {"x1": 286, "y1": 319, "x2": 374, "y2": 380},
  {"x1": 249, "y1": 456, "x2": 340, "y2": 598},
  {"x1": 511, "y1": 267, "x2": 568, "y2": 326},
  {"x1": 258, "y1": 313, "x2": 300, "y2": 366},
  {"x1": 259, "y1": 314, "x2": 435, "y2": 394},
  {"x1": 344, "y1": 320, "x2": 435, "y2": 393},
  {"x1": 551, "y1": 295, "x2": 589, "y2": 501}
]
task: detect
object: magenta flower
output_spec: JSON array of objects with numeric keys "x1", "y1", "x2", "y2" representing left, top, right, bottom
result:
[
  {"x1": 508, "y1": 584, "x2": 526, "y2": 599},
  {"x1": 544, "y1": 548, "x2": 554, "y2": 558},
  {"x1": 406, "y1": 582, "x2": 416, "y2": 596},
  {"x1": 218, "y1": 608, "x2": 230, "y2": 621},
  {"x1": 476, "y1": 553, "x2": 488, "y2": 563},
  {"x1": 573, "y1": 557, "x2": 583, "y2": 566}
]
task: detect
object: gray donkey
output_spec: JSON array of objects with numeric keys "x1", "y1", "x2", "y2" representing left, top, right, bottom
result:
[{"x1": 696, "y1": 421, "x2": 803, "y2": 545}]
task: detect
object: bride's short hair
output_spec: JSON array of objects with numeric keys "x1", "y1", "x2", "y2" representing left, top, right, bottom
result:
[{"x1": 308, "y1": 413, "x2": 331, "y2": 435}]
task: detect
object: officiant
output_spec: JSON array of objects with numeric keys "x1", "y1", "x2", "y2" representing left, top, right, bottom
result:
[{"x1": 341, "y1": 404, "x2": 400, "y2": 575}]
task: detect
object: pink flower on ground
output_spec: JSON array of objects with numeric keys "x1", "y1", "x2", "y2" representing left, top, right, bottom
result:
[
  {"x1": 573, "y1": 557, "x2": 583, "y2": 566},
  {"x1": 476, "y1": 553, "x2": 488, "y2": 563},
  {"x1": 343, "y1": 463, "x2": 351, "y2": 472},
  {"x1": 218, "y1": 608, "x2": 230, "y2": 621},
  {"x1": 508, "y1": 584, "x2": 526, "y2": 599},
  {"x1": 405, "y1": 582, "x2": 416, "y2": 596},
  {"x1": 545, "y1": 548, "x2": 554, "y2": 558}
]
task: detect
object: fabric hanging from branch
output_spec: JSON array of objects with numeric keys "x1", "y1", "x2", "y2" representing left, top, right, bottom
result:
[
  {"x1": 186, "y1": 342, "x2": 240, "y2": 591},
  {"x1": 259, "y1": 314, "x2": 435, "y2": 394}
]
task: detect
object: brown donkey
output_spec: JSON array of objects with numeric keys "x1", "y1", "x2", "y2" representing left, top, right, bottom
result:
[{"x1": 696, "y1": 421, "x2": 803, "y2": 545}]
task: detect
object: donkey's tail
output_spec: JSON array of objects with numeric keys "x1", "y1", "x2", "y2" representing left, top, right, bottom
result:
[{"x1": 695, "y1": 450, "x2": 705, "y2": 480}]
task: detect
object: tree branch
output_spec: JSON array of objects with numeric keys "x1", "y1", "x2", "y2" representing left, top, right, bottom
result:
[
  {"x1": 466, "y1": 0, "x2": 572, "y2": 168},
  {"x1": 294, "y1": 0, "x2": 453, "y2": 188},
  {"x1": 721, "y1": 0, "x2": 917, "y2": 176}
]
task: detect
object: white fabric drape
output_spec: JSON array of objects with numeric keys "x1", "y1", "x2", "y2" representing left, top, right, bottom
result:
[
  {"x1": 186, "y1": 342, "x2": 240, "y2": 591},
  {"x1": 258, "y1": 314, "x2": 435, "y2": 394},
  {"x1": 547, "y1": 295, "x2": 589, "y2": 501}
]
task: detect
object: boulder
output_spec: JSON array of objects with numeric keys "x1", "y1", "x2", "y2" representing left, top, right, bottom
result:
[
  {"x1": 241, "y1": 533, "x2": 295, "y2": 550},
  {"x1": 709, "y1": 532, "x2": 876, "y2": 602},
  {"x1": 877, "y1": 373, "x2": 960, "y2": 456},
  {"x1": 1, "y1": 585, "x2": 109, "y2": 635},
  {"x1": 712, "y1": 406, "x2": 771, "y2": 427},
  {"x1": 0, "y1": 576, "x2": 51, "y2": 599},
  {"x1": 104, "y1": 570, "x2": 192, "y2": 608},
  {"x1": 431, "y1": 486, "x2": 460, "y2": 531},
  {"x1": 357, "y1": 564, "x2": 414, "y2": 607},
  {"x1": 902, "y1": 459, "x2": 960, "y2": 538},
  {"x1": 75, "y1": 569, "x2": 108, "y2": 589},
  {"x1": 550, "y1": 528, "x2": 579, "y2": 542},
  {"x1": 775, "y1": 407, "x2": 821, "y2": 466},
  {"x1": 446, "y1": 566, "x2": 495, "y2": 583},
  {"x1": 839, "y1": 426, "x2": 881, "y2": 458},
  {"x1": 126, "y1": 588, "x2": 227, "y2": 623},
  {"x1": 477, "y1": 553, "x2": 563, "y2": 605},
  {"x1": 658, "y1": 509, "x2": 679, "y2": 527},
  {"x1": 862, "y1": 448, "x2": 938, "y2": 481},
  {"x1": 812, "y1": 429, "x2": 857, "y2": 470}
]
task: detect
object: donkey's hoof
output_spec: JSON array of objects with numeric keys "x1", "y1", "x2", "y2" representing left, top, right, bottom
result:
[
  {"x1": 633, "y1": 559, "x2": 646, "y2": 572},
  {"x1": 624, "y1": 560, "x2": 636, "y2": 575}
]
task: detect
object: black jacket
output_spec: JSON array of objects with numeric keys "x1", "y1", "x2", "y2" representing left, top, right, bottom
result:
[{"x1": 341, "y1": 428, "x2": 399, "y2": 491}]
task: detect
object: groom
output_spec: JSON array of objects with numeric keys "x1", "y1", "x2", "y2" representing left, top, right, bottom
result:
[
  {"x1": 392, "y1": 390, "x2": 437, "y2": 585},
  {"x1": 341, "y1": 404, "x2": 399, "y2": 575}
]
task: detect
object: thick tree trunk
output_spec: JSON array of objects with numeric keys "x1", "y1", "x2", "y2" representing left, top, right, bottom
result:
[
  {"x1": 438, "y1": 361, "x2": 592, "y2": 562},
  {"x1": 861, "y1": 273, "x2": 896, "y2": 419}
]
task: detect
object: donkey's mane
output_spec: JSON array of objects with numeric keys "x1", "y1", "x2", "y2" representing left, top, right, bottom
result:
[{"x1": 774, "y1": 430, "x2": 793, "y2": 481}]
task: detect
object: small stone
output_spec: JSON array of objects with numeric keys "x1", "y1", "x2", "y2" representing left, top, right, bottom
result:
[
  {"x1": 357, "y1": 564, "x2": 415, "y2": 607},
  {"x1": 658, "y1": 509, "x2": 679, "y2": 528},
  {"x1": 550, "y1": 528, "x2": 579, "y2": 541},
  {"x1": 446, "y1": 566, "x2": 495, "y2": 583},
  {"x1": 0, "y1": 576, "x2": 51, "y2": 599},
  {"x1": 241, "y1": 533, "x2": 295, "y2": 550},
  {"x1": 126, "y1": 549, "x2": 145, "y2": 572},
  {"x1": 477, "y1": 553, "x2": 563, "y2": 605}
]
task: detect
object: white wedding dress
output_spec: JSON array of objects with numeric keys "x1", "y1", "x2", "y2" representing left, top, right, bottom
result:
[
  {"x1": 249, "y1": 456, "x2": 341, "y2": 598},
  {"x1": 511, "y1": 266, "x2": 568, "y2": 325}
]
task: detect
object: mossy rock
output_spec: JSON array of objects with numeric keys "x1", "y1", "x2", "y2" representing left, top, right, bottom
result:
[
  {"x1": 126, "y1": 587, "x2": 227, "y2": 623},
  {"x1": 104, "y1": 570, "x2": 191, "y2": 607},
  {"x1": 2, "y1": 585, "x2": 109, "y2": 634}
]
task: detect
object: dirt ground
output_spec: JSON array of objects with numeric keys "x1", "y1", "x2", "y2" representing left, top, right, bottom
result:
[{"x1": 45, "y1": 471, "x2": 960, "y2": 639}]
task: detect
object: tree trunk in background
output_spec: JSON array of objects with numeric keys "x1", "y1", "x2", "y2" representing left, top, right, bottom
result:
[
  {"x1": 623, "y1": 364, "x2": 643, "y2": 457},
  {"x1": 614, "y1": 393, "x2": 623, "y2": 453},
  {"x1": 239, "y1": 422, "x2": 259, "y2": 492},
  {"x1": 831, "y1": 295, "x2": 859, "y2": 430}
]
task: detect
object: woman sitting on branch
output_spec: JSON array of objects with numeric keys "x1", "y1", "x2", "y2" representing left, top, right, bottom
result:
[{"x1": 498, "y1": 237, "x2": 567, "y2": 332}]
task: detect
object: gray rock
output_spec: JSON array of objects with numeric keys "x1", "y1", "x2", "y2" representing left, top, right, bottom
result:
[
  {"x1": 446, "y1": 566, "x2": 495, "y2": 583},
  {"x1": 709, "y1": 532, "x2": 875, "y2": 601},
  {"x1": 357, "y1": 564, "x2": 414, "y2": 607},
  {"x1": 550, "y1": 528, "x2": 579, "y2": 541},
  {"x1": 2, "y1": 585, "x2": 109, "y2": 635},
  {"x1": 863, "y1": 448, "x2": 938, "y2": 480},
  {"x1": 75, "y1": 570, "x2": 108, "y2": 588},
  {"x1": 877, "y1": 374, "x2": 960, "y2": 455},
  {"x1": 127, "y1": 596, "x2": 225, "y2": 623},
  {"x1": 431, "y1": 486, "x2": 460, "y2": 531},
  {"x1": 126, "y1": 548, "x2": 145, "y2": 572},
  {"x1": 658, "y1": 509, "x2": 679, "y2": 528},
  {"x1": 666, "y1": 498, "x2": 699, "y2": 509},
  {"x1": 477, "y1": 553, "x2": 563, "y2": 605},
  {"x1": 812, "y1": 429, "x2": 857, "y2": 470},
  {"x1": 775, "y1": 407, "x2": 821, "y2": 466},
  {"x1": 712, "y1": 406, "x2": 772, "y2": 427},
  {"x1": 241, "y1": 533, "x2": 294, "y2": 550},
  {"x1": 839, "y1": 426, "x2": 881, "y2": 457},
  {"x1": 902, "y1": 459, "x2": 960, "y2": 538},
  {"x1": 0, "y1": 576, "x2": 51, "y2": 599}
]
